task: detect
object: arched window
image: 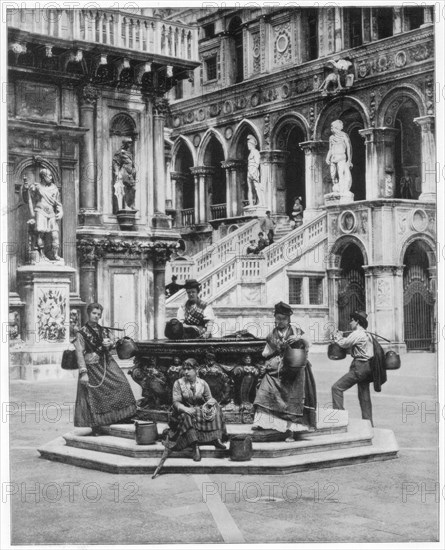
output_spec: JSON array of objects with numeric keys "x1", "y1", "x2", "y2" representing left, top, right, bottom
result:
[{"x1": 228, "y1": 17, "x2": 243, "y2": 84}]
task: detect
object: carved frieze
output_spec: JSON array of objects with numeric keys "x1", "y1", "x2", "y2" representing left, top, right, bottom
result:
[
  {"x1": 77, "y1": 237, "x2": 178, "y2": 265},
  {"x1": 376, "y1": 278, "x2": 392, "y2": 308},
  {"x1": 273, "y1": 22, "x2": 292, "y2": 66}
]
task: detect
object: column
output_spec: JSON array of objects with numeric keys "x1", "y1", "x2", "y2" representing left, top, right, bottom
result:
[
  {"x1": 152, "y1": 96, "x2": 169, "y2": 216},
  {"x1": 79, "y1": 84, "x2": 100, "y2": 225},
  {"x1": 393, "y1": 7, "x2": 403, "y2": 34},
  {"x1": 190, "y1": 167, "x2": 214, "y2": 224},
  {"x1": 334, "y1": 7, "x2": 343, "y2": 52},
  {"x1": 414, "y1": 116, "x2": 436, "y2": 202},
  {"x1": 222, "y1": 159, "x2": 244, "y2": 218},
  {"x1": 359, "y1": 128, "x2": 399, "y2": 200},
  {"x1": 421, "y1": 6, "x2": 434, "y2": 27},
  {"x1": 326, "y1": 267, "x2": 342, "y2": 329},
  {"x1": 362, "y1": 8, "x2": 371, "y2": 43},
  {"x1": 153, "y1": 253, "x2": 166, "y2": 339},
  {"x1": 300, "y1": 141, "x2": 328, "y2": 219},
  {"x1": 170, "y1": 171, "x2": 186, "y2": 212},
  {"x1": 258, "y1": 151, "x2": 287, "y2": 215}
]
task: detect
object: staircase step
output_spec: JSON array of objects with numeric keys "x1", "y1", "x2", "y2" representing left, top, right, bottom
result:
[
  {"x1": 62, "y1": 419, "x2": 371, "y2": 459},
  {"x1": 37, "y1": 427, "x2": 398, "y2": 475}
]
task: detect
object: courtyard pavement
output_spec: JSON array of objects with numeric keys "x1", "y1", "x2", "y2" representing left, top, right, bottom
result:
[{"x1": 2, "y1": 350, "x2": 442, "y2": 546}]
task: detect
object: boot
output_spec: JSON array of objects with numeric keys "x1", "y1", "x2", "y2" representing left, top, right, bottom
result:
[
  {"x1": 213, "y1": 439, "x2": 226, "y2": 450},
  {"x1": 192, "y1": 444, "x2": 201, "y2": 462}
]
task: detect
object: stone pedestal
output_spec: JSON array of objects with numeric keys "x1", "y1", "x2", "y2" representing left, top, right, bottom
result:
[
  {"x1": 324, "y1": 191, "x2": 354, "y2": 205},
  {"x1": 16, "y1": 264, "x2": 76, "y2": 380},
  {"x1": 243, "y1": 205, "x2": 268, "y2": 218}
]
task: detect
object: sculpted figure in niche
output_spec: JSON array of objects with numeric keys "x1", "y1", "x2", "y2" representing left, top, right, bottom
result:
[
  {"x1": 21, "y1": 168, "x2": 63, "y2": 262},
  {"x1": 326, "y1": 120, "x2": 353, "y2": 195},
  {"x1": 246, "y1": 135, "x2": 264, "y2": 206},
  {"x1": 113, "y1": 137, "x2": 136, "y2": 210}
]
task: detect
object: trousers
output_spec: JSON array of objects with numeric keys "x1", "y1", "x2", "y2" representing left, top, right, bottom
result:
[{"x1": 331, "y1": 358, "x2": 374, "y2": 427}]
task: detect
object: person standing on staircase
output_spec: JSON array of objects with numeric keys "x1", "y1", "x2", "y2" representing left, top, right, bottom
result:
[{"x1": 260, "y1": 211, "x2": 276, "y2": 245}]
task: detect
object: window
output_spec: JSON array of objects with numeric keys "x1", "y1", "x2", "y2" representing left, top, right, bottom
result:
[
  {"x1": 205, "y1": 56, "x2": 217, "y2": 81},
  {"x1": 375, "y1": 8, "x2": 393, "y2": 39},
  {"x1": 405, "y1": 7, "x2": 424, "y2": 30},
  {"x1": 309, "y1": 278, "x2": 323, "y2": 305},
  {"x1": 203, "y1": 23, "x2": 215, "y2": 39},
  {"x1": 307, "y1": 9, "x2": 318, "y2": 60},
  {"x1": 289, "y1": 278, "x2": 303, "y2": 305},
  {"x1": 346, "y1": 8, "x2": 363, "y2": 48},
  {"x1": 228, "y1": 17, "x2": 244, "y2": 84}
]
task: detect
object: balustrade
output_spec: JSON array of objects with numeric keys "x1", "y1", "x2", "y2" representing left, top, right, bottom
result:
[
  {"x1": 181, "y1": 208, "x2": 195, "y2": 227},
  {"x1": 210, "y1": 203, "x2": 227, "y2": 220},
  {"x1": 7, "y1": 9, "x2": 199, "y2": 61}
]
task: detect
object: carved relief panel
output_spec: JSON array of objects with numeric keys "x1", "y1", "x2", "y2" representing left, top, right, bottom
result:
[{"x1": 16, "y1": 81, "x2": 58, "y2": 122}]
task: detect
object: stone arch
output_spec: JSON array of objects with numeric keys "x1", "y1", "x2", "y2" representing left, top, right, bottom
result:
[
  {"x1": 171, "y1": 135, "x2": 197, "y2": 168},
  {"x1": 271, "y1": 112, "x2": 310, "y2": 148},
  {"x1": 399, "y1": 232, "x2": 436, "y2": 267},
  {"x1": 315, "y1": 96, "x2": 370, "y2": 140},
  {"x1": 229, "y1": 119, "x2": 262, "y2": 158},
  {"x1": 197, "y1": 128, "x2": 227, "y2": 165},
  {"x1": 329, "y1": 234, "x2": 369, "y2": 268},
  {"x1": 377, "y1": 84, "x2": 427, "y2": 128}
]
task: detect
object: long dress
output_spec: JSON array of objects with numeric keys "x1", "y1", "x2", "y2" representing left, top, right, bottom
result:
[
  {"x1": 73, "y1": 322, "x2": 137, "y2": 427},
  {"x1": 163, "y1": 376, "x2": 227, "y2": 451},
  {"x1": 253, "y1": 326, "x2": 317, "y2": 432}
]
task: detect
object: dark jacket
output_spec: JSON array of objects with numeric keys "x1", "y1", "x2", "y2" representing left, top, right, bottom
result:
[{"x1": 370, "y1": 335, "x2": 387, "y2": 392}]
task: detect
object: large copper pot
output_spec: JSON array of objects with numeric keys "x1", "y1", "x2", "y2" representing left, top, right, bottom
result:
[{"x1": 327, "y1": 342, "x2": 347, "y2": 360}]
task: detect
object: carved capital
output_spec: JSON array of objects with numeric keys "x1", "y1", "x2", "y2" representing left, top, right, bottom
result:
[
  {"x1": 153, "y1": 96, "x2": 170, "y2": 116},
  {"x1": 414, "y1": 115, "x2": 435, "y2": 134},
  {"x1": 190, "y1": 166, "x2": 215, "y2": 176},
  {"x1": 299, "y1": 141, "x2": 329, "y2": 155},
  {"x1": 260, "y1": 150, "x2": 289, "y2": 163},
  {"x1": 221, "y1": 159, "x2": 245, "y2": 171},
  {"x1": 80, "y1": 83, "x2": 99, "y2": 106}
]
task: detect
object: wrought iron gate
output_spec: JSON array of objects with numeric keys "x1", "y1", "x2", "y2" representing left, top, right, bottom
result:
[
  {"x1": 403, "y1": 265, "x2": 434, "y2": 350},
  {"x1": 338, "y1": 268, "x2": 366, "y2": 331}
]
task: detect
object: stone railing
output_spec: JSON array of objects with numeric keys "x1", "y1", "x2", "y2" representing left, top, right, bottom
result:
[
  {"x1": 167, "y1": 214, "x2": 327, "y2": 306},
  {"x1": 181, "y1": 208, "x2": 195, "y2": 227},
  {"x1": 264, "y1": 212, "x2": 327, "y2": 277},
  {"x1": 210, "y1": 203, "x2": 227, "y2": 220},
  {"x1": 7, "y1": 9, "x2": 199, "y2": 61}
]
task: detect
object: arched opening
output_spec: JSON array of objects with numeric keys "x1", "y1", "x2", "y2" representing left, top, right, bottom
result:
[
  {"x1": 228, "y1": 17, "x2": 243, "y2": 84},
  {"x1": 393, "y1": 99, "x2": 421, "y2": 199},
  {"x1": 403, "y1": 241, "x2": 435, "y2": 350},
  {"x1": 338, "y1": 243, "x2": 366, "y2": 331},
  {"x1": 234, "y1": 126, "x2": 258, "y2": 208},
  {"x1": 276, "y1": 123, "x2": 306, "y2": 215},
  {"x1": 203, "y1": 135, "x2": 226, "y2": 220},
  {"x1": 174, "y1": 141, "x2": 195, "y2": 226}
]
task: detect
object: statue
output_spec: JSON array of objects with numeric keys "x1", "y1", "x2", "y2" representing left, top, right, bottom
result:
[
  {"x1": 112, "y1": 137, "x2": 136, "y2": 210},
  {"x1": 246, "y1": 135, "x2": 264, "y2": 206},
  {"x1": 319, "y1": 59, "x2": 354, "y2": 95},
  {"x1": 21, "y1": 168, "x2": 63, "y2": 262},
  {"x1": 326, "y1": 120, "x2": 353, "y2": 195}
]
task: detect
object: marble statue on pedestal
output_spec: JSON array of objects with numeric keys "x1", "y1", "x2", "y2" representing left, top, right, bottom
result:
[
  {"x1": 112, "y1": 137, "x2": 137, "y2": 210},
  {"x1": 21, "y1": 168, "x2": 63, "y2": 262},
  {"x1": 247, "y1": 134, "x2": 264, "y2": 206},
  {"x1": 326, "y1": 120, "x2": 353, "y2": 197}
]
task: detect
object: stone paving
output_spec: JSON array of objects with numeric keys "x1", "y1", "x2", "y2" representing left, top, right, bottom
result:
[{"x1": 4, "y1": 351, "x2": 440, "y2": 545}]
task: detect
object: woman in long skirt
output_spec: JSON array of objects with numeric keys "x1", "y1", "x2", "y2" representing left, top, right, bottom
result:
[{"x1": 73, "y1": 302, "x2": 137, "y2": 435}]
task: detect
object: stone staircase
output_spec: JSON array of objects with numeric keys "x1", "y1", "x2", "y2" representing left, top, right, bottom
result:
[
  {"x1": 37, "y1": 408, "x2": 398, "y2": 475},
  {"x1": 273, "y1": 217, "x2": 293, "y2": 240}
]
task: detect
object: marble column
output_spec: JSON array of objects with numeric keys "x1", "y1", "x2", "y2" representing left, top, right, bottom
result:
[
  {"x1": 393, "y1": 6, "x2": 403, "y2": 34},
  {"x1": 260, "y1": 151, "x2": 288, "y2": 216},
  {"x1": 300, "y1": 141, "x2": 328, "y2": 219},
  {"x1": 153, "y1": 254, "x2": 166, "y2": 339},
  {"x1": 362, "y1": 8, "x2": 371, "y2": 43},
  {"x1": 414, "y1": 116, "x2": 436, "y2": 202},
  {"x1": 327, "y1": 267, "x2": 342, "y2": 329},
  {"x1": 170, "y1": 171, "x2": 187, "y2": 224},
  {"x1": 222, "y1": 159, "x2": 244, "y2": 218},
  {"x1": 152, "y1": 97, "x2": 169, "y2": 217},
  {"x1": 190, "y1": 166, "x2": 214, "y2": 224},
  {"x1": 359, "y1": 128, "x2": 399, "y2": 200},
  {"x1": 421, "y1": 6, "x2": 434, "y2": 27},
  {"x1": 79, "y1": 84, "x2": 100, "y2": 225}
]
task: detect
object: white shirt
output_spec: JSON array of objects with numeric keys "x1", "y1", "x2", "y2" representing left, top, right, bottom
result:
[
  {"x1": 335, "y1": 326, "x2": 374, "y2": 360},
  {"x1": 176, "y1": 303, "x2": 215, "y2": 324}
]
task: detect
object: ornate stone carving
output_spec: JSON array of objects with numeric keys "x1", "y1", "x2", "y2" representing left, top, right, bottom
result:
[
  {"x1": 37, "y1": 288, "x2": 67, "y2": 342},
  {"x1": 263, "y1": 114, "x2": 270, "y2": 149},
  {"x1": 252, "y1": 32, "x2": 261, "y2": 74},
  {"x1": 80, "y1": 83, "x2": 99, "y2": 106},
  {"x1": 17, "y1": 81, "x2": 58, "y2": 120},
  {"x1": 369, "y1": 92, "x2": 376, "y2": 127},
  {"x1": 376, "y1": 279, "x2": 391, "y2": 308},
  {"x1": 273, "y1": 22, "x2": 292, "y2": 66},
  {"x1": 153, "y1": 97, "x2": 170, "y2": 116},
  {"x1": 318, "y1": 59, "x2": 354, "y2": 95},
  {"x1": 339, "y1": 210, "x2": 357, "y2": 234},
  {"x1": 76, "y1": 237, "x2": 178, "y2": 265}
]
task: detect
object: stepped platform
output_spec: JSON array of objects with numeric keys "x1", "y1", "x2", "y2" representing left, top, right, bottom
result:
[{"x1": 38, "y1": 409, "x2": 398, "y2": 475}]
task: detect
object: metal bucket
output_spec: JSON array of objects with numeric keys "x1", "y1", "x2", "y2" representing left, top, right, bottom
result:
[
  {"x1": 134, "y1": 420, "x2": 158, "y2": 445},
  {"x1": 283, "y1": 347, "x2": 306, "y2": 369},
  {"x1": 116, "y1": 337, "x2": 138, "y2": 359},
  {"x1": 229, "y1": 435, "x2": 253, "y2": 461},
  {"x1": 385, "y1": 350, "x2": 401, "y2": 370},
  {"x1": 327, "y1": 342, "x2": 347, "y2": 360}
]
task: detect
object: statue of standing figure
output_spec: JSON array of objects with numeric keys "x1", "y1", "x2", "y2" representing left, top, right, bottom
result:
[
  {"x1": 247, "y1": 134, "x2": 264, "y2": 206},
  {"x1": 21, "y1": 168, "x2": 63, "y2": 262},
  {"x1": 326, "y1": 120, "x2": 353, "y2": 195},
  {"x1": 112, "y1": 137, "x2": 136, "y2": 210}
]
